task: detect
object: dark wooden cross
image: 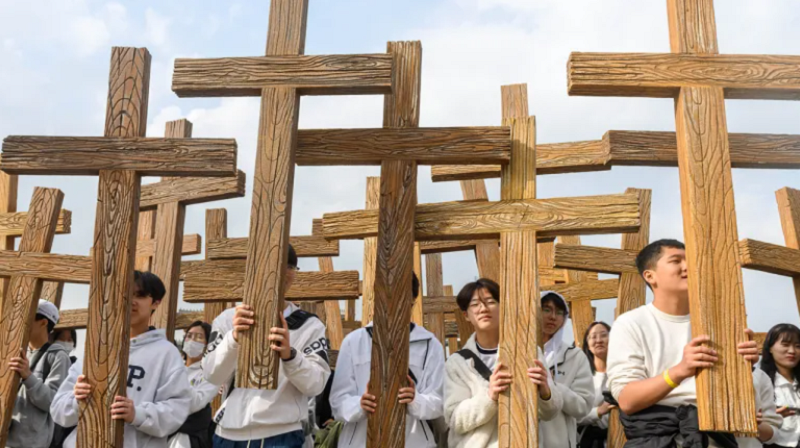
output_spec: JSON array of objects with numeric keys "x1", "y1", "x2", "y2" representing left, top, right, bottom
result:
[{"x1": 1, "y1": 47, "x2": 238, "y2": 446}]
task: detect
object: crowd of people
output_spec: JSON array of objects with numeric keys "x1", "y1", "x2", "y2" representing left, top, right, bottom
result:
[{"x1": 5, "y1": 240, "x2": 800, "y2": 448}]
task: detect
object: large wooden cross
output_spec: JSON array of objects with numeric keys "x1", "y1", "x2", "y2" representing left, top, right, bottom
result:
[
  {"x1": 563, "y1": 0, "x2": 800, "y2": 432},
  {"x1": 1, "y1": 47, "x2": 238, "y2": 446}
]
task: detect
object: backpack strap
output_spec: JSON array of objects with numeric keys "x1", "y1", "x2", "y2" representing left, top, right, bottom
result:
[
  {"x1": 286, "y1": 309, "x2": 321, "y2": 330},
  {"x1": 456, "y1": 349, "x2": 492, "y2": 381}
]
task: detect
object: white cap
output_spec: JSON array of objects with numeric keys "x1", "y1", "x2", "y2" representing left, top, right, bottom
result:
[{"x1": 37, "y1": 300, "x2": 60, "y2": 325}]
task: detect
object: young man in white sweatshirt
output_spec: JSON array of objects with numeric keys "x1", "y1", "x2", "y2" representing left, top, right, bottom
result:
[
  {"x1": 330, "y1": 272, "x2": 445, "y2": 447},
  {"x1": 51, "y1": 271, "x2": 192, "y2": 448},
  {"x1": 444, "y1": 278, "x2": 562, "y2": 448},
  {"x1": 606, "y1": 239, "x2": 764, "y2": 446},
  {"x1": 203, "y1": 244, "x2": 331, "y2": 447}
]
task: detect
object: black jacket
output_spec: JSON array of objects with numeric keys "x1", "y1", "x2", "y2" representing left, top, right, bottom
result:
[{"x1": 618, "y1": 404, "x2": 737, "y2": 448}]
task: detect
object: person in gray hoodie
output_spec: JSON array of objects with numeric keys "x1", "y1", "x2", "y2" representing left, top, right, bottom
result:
[
  {"x1": 5, "y1": 300, "x2": 71, "y2": 448},
  {"x1": 51, "y1": 271, "x2": 192, "y2": 448}
]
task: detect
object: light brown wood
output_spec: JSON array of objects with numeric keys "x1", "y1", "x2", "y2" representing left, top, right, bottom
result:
[
  {"x1": 739, "y1": 239, "x2": 800, "y2": 277},
  {"x1": 424, "y1": 253, "x2": 446, "y2": 344},
  {"x1": 0, "y1": 188, "x2": 64, "y2": 448},
  {"x1": 411, "y1": 242, "x2": 424, "y2": 326},
  {"x1": 0, "y1": 172, "x2": 17, "y2": 300},
  {"x1": 207, "y1": 234, "x2": 339, "y2": 259},
  {"x1": 422, "y1": 296, "x2": 459, "y2": 314},
  {"x1": 182, "y1": 259, "x2": 360, "y2": 302},
  {"x1": 56, "y1": 309, "x2": 204, "y2": 331},
  {"x1": 41, "y1": 281, "x2": 65, "y2": 308},
  {"x1": 550, "y1": 279, "x2": 620, "y2": 303},
  {"x1": 461, "y1": 179, "x2": 501, "y2": 281},
  {"x1": 296, "y1": 127, "x2": 510, "y2": 165},
  {"x1": 554, "y1": 244, "x2": 639, "y2": 275},
  {"x1": 777, "y1": 187, "x2": 800, "y2": 314},
  {"x1": 0, "y1": 252, "x2": 91, "y2": 282},
  {"x1": 0, "y1": 210, "x2": 71, "y2": 236},
  {"x1": 1, "y1": 136, "x2": 237, "y2": 176},
  {"x1": 616, "y1": 189, "x2": 652, "y2": 317},
  {"x1": 140, "y1": 171, "x2": 246, "y2": 210},
  {"x1": 173, "y1": 54, "x2": 393, "y2": 97},
  {"x1": 362, "y1": 177, "x2": 380, "y2": 324},
  {"x1": 318, "y1": 256, "x2": 344, "y2": 350},
  {"x1": 203, "y1": 208, "x2": 230, "y2": 413},
  {"x1": 135, "y1": 210, "x2": 157, "y2": 271},
  {"x1": 557, "y1": 236, "x2": 597, "y2": 347},
  {"x1": 419, "y1": 239, "x2": 485, "y2": 254},
  {"x1": 367, "y1": 41, "x2": 421, "y2": 448},
  {"x1": 322, "y1": 193, "x2": 641, "y2": 240},
  {"x1": 568, "y1": 52, "x2": 800, "y2": 100},
  {"x1": 137, "y1": 233, "x2": 202, "y2": 258},
  {"x1": 537, "y1": 241, "x2": 558, "y2": 287}
]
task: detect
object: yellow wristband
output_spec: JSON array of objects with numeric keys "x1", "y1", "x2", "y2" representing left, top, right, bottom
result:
[{"x1": 663, "y1": 370, "x2": 679, "y2": 389}]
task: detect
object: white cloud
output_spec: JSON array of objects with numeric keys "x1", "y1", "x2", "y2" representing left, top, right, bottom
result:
[{"x1": 145, "y1": 7, "x2": 171, "y2": 47}]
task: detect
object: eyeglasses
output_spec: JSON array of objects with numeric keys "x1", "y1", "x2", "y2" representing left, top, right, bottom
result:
[
  {"x1": 468, "y1": 299, "x2": 498, "y2": 310},
  {"x1": 542, "y1": 307, "x2": 566, "y2": 317},
  {"x1": 185, "y1": 333, "x2": 206, "y2": 342},
  {"x1": 588, "y1": 333, "x2": 609, "y2": 341}
]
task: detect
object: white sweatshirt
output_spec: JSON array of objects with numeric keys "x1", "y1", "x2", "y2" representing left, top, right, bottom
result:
[
  {"x1": 541, "y1": 341, "x2": 596, "y2": 448},
  {"x1": 203, "y1": 304, "x2": 331, "y2": 441},
  {"x1": 577, "y1": 371, "x2": 609, "y2": 430},
  {"x1": 51, "y1": 329, "x2": 192, "y2": 448},
  {"x1": 330, "y1": 323, "x2": 445, "y2": 448},
  {"x1": 736, "y1": 369, "x2": 782, "y2": 448},
  {"x1": 771, "y1": 372, "x2": 800, "y2": 447},
  {"x1": 444, "y1": 333, "x2": 563, "y2": 448},
  {"x1": 168, "y1": 362, "x2": 220, "y2": 448},
  {"x1": 607, "y1": 303, "x2": 696, "y2": 407}
]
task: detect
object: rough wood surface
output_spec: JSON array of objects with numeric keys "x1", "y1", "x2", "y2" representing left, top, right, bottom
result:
[
  {"x1": 203, "y1": 209, "x2": 230, "y2": 413},
  {"x1": 323, "y1": 193, "x2": 641, "y2": 240},
  {"x1": 183, "y1": 260, "x2": 360, "y2": 302},
  {"x1": 554, "y1": 244, "x2": 639, "y2": 274},
  {"x1": 411, "y1": 242, "x2": 424, "y2": 326},
  {"x1": 135, "y1": 210, "x2": 156, "y2": 271},
  {"x1": 137, "y1": 233, "x2": 201, "y2": 258},
  {"x1": 497, "y1": 84, "x2": 539, "y2": 448},
  {"x1": 56, "y1": 309, "x2": 204, "y2": 331},
  {"x1": 0, "y1": 252, "x2": 91, "y2": 282},
  {"x1": 558, "y1": 236, "x2": 597, "y2": 347},
  {"x1": 173, "y1": 54, "x2": 393, "y2": 97},
  {"x1": 608, "y1": 408, "x2": 627, "y2": 448},
  {"x1": 777, "y1": 188, "x2": 800, "y2": 314},
  {"x1": 0, "y1": 210, "x2": 70, "y2": 236},
  {"x1": 739, "y1": 239, "x2": 800, "y2": 277},
  {"x1": 77, "y1": 47, "x2": 150, "y2": 448},
  {"x1": 425, "y1": 253, "x2": 446, "y2": 344},
  {"x1": 318, "y1": 256, "x2": 344, "y2": 350},
  {"x1": 41, "y1": 281, "x2": 65, "y2": 308},
  {"x1": 0, "y1": 172, "x2": 17, "y2": 300},
  {"x1": 0, "y1": 188, "x2": 64, "y2": 448},
  {"x1": 616, "y1": 188, "x2": 652, "y2": 317},
  {"x1": 140, "y1": 171, "x2": 246, "y2": 209},
  {"x1": 367, "y1": 41, "x2": 420, "y2": 448},
  {"x1": 207, "y1": 234, "x2": 339, "y2": 259},
  {"x1": 422, "y1": 296, "x2": 459, "y2": 314},
  {"x1": 362, "y1": 177, "x2": 380, "y2": 324},
  {"x1": 419, "y1": 239, "x2": 484, "y2": 254},
  {"x1": 461, "y1": 179, "x2": 501, "y2": 281},
  {"x1": 296, "y1": 127, "x2": 510, "y2": 165},
  {"x1": 550, "y1": 278, "x2": 620, "y2": 303},
  {"x1": 1, "y1": 136, "x2": 237, "y2": 177},
  {"x1": 568, "y1": 52, "x2": 800, "y2": 100}
]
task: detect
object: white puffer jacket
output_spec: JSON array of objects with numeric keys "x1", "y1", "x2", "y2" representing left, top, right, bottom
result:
[{"x1": 444, "y1": 333, "x2": 563, "y2": 448}]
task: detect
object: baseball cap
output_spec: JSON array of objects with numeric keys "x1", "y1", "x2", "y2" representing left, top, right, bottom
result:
[
  {"x1": 37, "y1": 300, "x2": 60, "y2": 325},
  {"x1": 287, "y1": 244, "x2": 298, "y2": 268}
]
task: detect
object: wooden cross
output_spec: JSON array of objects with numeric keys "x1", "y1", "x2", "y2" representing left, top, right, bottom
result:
[
  {"x1": 564, "y1": 0, "x2": 791, "y2": 433},
  {"x1": 0, "y1": 188, "x2": 66, "y2": 447},
  {"x1": 138, "y1": 119, "x2": 246, "y2": 340},
  {"x1": 171, "y1": 0, "x2": 399, "y2": 390},
  {"x1": 1, "y1": 47, "x2": 238, "y2": 446}
]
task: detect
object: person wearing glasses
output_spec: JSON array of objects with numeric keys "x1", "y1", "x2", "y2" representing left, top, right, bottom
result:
[
  {"x1": 577, "y1": 321, "x2": 613, "y2": 448},
  {"x1": 203, "y1": 244, "x2": 331, "y2": 448},
  {"x1": 444, "y1": 279, "x2": 562, "y2": 448},
  {"x1": 539, "y1": 290, "x2": 596, "y2": 448},
  {"x1": 168, "y1": 321, "x2": 219, "y2": 448}
]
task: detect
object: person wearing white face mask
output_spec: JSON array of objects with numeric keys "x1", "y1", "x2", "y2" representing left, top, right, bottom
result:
[
  {"x1": 169, "y1": 321, "x2": 219, "y2": 448},
  {"x1": 50, "y1": 329, "x2": 78, "y2": 365}
]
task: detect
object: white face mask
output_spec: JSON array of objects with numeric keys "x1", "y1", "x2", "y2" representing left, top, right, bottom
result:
[
  {"x1": 57, "y1": 341, "x2": 75, "y2": 353},
  {"x1": 183, "y1": 340, "x2": 205, "y2": 359}
]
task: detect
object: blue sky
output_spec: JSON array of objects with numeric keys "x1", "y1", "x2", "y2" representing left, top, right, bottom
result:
[{"x1": 2, "y1": 0, "x2": 800, "y2": 356}]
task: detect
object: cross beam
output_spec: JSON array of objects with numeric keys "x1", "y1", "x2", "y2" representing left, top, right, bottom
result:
[{"x1": 55, "y1": 309, "x2": 204, "y2": 331}]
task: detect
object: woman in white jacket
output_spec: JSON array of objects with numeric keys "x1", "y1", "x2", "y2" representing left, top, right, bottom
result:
[
  {"x1": 444, "y1": 279, "x2": 563, "y2": 448},
  {"x1": 540, "y1": 291, "x2": 596, "y2": 448},
  {"x1": 758, "y1": 323, "x2": 800, "y2": 448},
  {"x1": 576, "y1": 321, "x2": 613, "y2": 448}
]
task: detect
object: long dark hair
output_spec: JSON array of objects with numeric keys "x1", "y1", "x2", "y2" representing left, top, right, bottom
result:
[
  {"x1": 582, "y1": 321, "x2": 611, "y2": 374},
  {"x1": 760, "y1": 323, "x2": 800, "y2": 393}
]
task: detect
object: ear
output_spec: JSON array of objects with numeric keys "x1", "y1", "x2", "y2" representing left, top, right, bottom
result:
[{"x1": 642, "y1": 269, "x2": 657, "y2": 289}]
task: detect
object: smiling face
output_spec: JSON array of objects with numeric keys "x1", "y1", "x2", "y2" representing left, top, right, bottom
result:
[
  {"x1": 541, "y1": 297, "x2": 567, "y2": 338},
  {"x1": 642, "y1": 247, "x2": 688, "y2": 295},
  {"x1": 771, "y1": 333, "x2": 800, "y2": 371},
  {"x1": 465, "y1": 287, "x2": 499, "y2": 334},
  {"x1": 587, "y1": 323, "x2": 610, "y2": 360}
]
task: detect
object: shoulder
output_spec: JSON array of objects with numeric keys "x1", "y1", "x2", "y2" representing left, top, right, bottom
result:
[{"x1": 609, "y1": 306, "x2": 651, "y2": 338}]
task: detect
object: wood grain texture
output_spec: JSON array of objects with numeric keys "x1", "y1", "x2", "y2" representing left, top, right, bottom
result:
[
  {"x1": 777, "y1": 188, "x2": 800, "y2": 314},
  {"x1": 616, "y1": 188, "x2": 652, "y2": 316},
  {"x1": 323, "y1": 193, "x2": 641, "y2": 240},
  {"x1": 207, "y1": 234, "x2": 339, "y2": 259},
  {"x1": 422, "y1": 296, "x2": 459, "y2": 314},
  {"x1": 739, "y1": 239, "x2": 800, "y2": 277},
  {"x1": 567, "y1": 52, "x2": 800, "y2": 100},
  {"x1": 362, "y1": 177, "x2": 380, "y2": 324},
  {"x1": 461, "y1": 179, "x2": 501, "y2": 281},
  {"x1": 296, "y1": 127, "x2": 510, "y2": 165},
  {"x1": 0, "y1": 188, "x2": 64, "y2": 448},
  {"x1": 425, "y1": 253, "x2": 446, "y2": 344},
  {"x1": 79, "y1": 46, "x2": 150, "y2": 448},
  {"x1": 411, "y1": 242, "x2": 424, "y2": 326},
  {"x1": 135, "y1": 210, "x2": 156, "y2": 271},
  {"x1": 419, "y1": 239, "x2": 483, "y2": 254},
  {"x1": 56, "y1": 309, "x2": 204, "y2": 331},
  {"x1": 549, "y1": 279, "x2": 620, "y2": 303},
  {"x1": 497, "y1": 84, "x2": 539, "y2": 448},
  {"x1": 137, "y1": 233, "x2": 201, "y2": 258},
  {"x1": 150, "y1": 201, "x2": 185, "y2": 340},
  {"x1": 608, "y1": 408, "x2": 627, "y2": 448},
  {"x1": 41, "y1": 281, "x2": 65, "y2": 308},
  {"x1": 537, "y1": 241, "x2": 558, "y2": 287},
  {"x1": 203, "y1": 209, "x2": 229, "y2": 414},
  {"x1": 367, "y1": 41, "x2": 420, "y2": 448},
  {"x1": 0, "y1": 210, "x2": 70, "y2": 236},
  {"x1": 0, "y1": 172, "x2": 17, "y2": 300},
  {"x1": 0, "y1": 252, "x2": 91, "y2": 282},
  {"x1": 173, "y1": 54, "x2": 393, "y2": 97},
  {"x1": 318, "y1": 256, "x2": 344, "y2": 350},
  {"x1": 1, "y1": 136, "x2": 237, "y2": 176},
  {"x1": 183, "y1": 259, "x2": 360, "y2": 302},
  {"x1": 557, "y1": 236, "x2": 596, "y2": 347},
  {"x1": 140, "y1": 170, "x2": 246, "y2": 209},
  {"x1": 554, "y1": 244, "x2": 638, "y2": 275}
]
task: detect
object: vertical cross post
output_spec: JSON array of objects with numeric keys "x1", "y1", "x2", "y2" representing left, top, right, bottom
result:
[
  {"x1": 777, "y1": 187, "x2": 800, "y2": 313},
  {"x1": 425, "y1": 252, "x2": 446, "y2": 344},
  {"x1": 362, "y1": 176, "x2": 380, "y2": 325}
]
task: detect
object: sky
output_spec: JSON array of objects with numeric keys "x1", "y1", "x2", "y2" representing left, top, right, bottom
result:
[{"x1": 1, "y1": 0, "x2": 800, "y2": 357}]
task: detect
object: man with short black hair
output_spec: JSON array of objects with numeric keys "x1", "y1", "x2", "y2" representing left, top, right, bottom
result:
[
  {"x1": 5, "y1": 300, "x2": 71, "y2": 448},
  {"x1": 51, "y1": 271, "x2": 192, "y2": 448}
]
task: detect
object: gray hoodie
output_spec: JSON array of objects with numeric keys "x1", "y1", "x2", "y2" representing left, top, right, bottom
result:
[{"x1": 7, "y1": 342, "x2": 71, "y2": 448}]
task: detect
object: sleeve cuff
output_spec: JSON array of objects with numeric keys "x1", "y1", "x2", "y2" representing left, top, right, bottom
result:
[
  {"x1": 225, "y1": 330, "x2": 240, "y2": 350},
  {"x1": 132, "y1": 404, "x2": 147, "y2": 427}
]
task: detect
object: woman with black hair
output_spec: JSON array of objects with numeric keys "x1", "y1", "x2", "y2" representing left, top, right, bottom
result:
[
  {"x1": 168, "y1": 320, "x2": 219, "y2": 448},
  {"x1": 759, "y1": 323, "x2": 800, "y2": 448},
  {"x1": 577, "y1": 321, "x2": 613, "y2": 448}
]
